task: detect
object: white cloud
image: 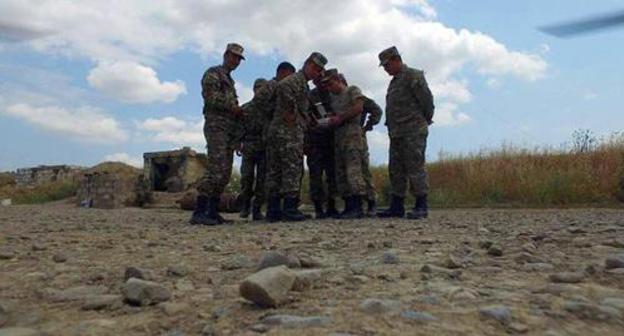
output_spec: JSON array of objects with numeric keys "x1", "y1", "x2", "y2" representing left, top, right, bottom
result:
[
  {"x1": 87, "y1": 61, "x2": 186, "y2": 104},
  {"x1": 486, "y1": 78, "x2": 502, "y2": 89},
  {"x1": 137, "y1": 116, "x2": 204, "y2": 147},
  {"x1": 236, "y1": 82, "x2": 254, "y2": 105},
  {"x1": 104, "y1": 152, "x2": 143, "y2": 168},
  {"x1": 434, "y1": 102, "x2": 472, "y2": 126},
  {"x1": 1, "y1": 103, "x2": 127, "y2": 143}
]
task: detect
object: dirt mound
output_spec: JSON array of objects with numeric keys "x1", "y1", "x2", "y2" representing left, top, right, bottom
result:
[{"x1": 86, "y1": 161, "x2": 141, "y2": 177}]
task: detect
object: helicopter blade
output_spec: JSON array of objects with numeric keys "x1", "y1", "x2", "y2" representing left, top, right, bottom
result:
[{"x1": 539, "y1": 10, "x2": 624, "y2": 37}]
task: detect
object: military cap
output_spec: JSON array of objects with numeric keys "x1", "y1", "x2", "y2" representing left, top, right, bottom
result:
[
  {"x1": 226, "y1": 43, "x2": 245, "y2": 60},
  {"x1": 320, "y1": 68, "x2": 339, "y2": 83},
  {"x1": 253, "y1": 78, "x2": 267, "y2": 90},
  {"x1": 306, "y1": 52, "x2": 328, "y2": 69},
  {"x1": 378, "y1": 46, "x2": 400, "y2": 66}
]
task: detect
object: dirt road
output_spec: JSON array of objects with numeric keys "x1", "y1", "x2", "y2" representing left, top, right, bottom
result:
[{"x1": 1, "y1": 203, "x2": 623, "y2": 335}]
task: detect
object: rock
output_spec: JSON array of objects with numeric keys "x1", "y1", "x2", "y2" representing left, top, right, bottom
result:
[
  {"x1": 514, "y1": 252, "x2": 546, "y2": 264},
  {"x1": 523, "y1": 263, "x2": 554, "y2": 272},
  {"x1": 200, "y1": 323, "x2": 218, "y2": 336},
  {"x1": 47, "y1": 285, "x2": 108, "y2": 302},
  {"x1": 487, "y1": 245, "x2": 503, "y2": 257},
  {"x1": 479, "y1": 240, "x2": 493, "y2": 249},
  {"x1": 420, "y1": 264, "x2": 461, "y2": 279},
  {"x1": 563, "y1": 301, "x2": 622, "y2": 321},
  {"x1": 508, "y1": 322, "x2": 529, "y2": 334},
  {"x1": 257, "y1": 251, "x2": 299, "y2": 270},
  {"x1": 0, "y1": 327, "x2": 41, "y2": 336},
  {"x1": 81, "y1": 295, "x2": 122, "y2": 310},
  {"x1": 479, "y1": 305, "x2": 512, "y2": 325},
  {"x1": 360, "y1": 298, "x2": 401, "y2": 314},
  {"x1": 124, "y1": 266, "x2": 154, "y2": 281},
  {"x1": 292, "y1": 269, "x2": 323, "y2": 291},
  {"x1": 382, "y1": 250, "x2": 400, "y2": 264},
  {"x1": 167, "y1": 264, "x2": 190, "y2": 277},
  {"x1": 221, "y1": 255, "x2": 254, "y2": 270},
  {"x1": 606, "y1": 268, "x2": 624, "y2": 275},
  {"x1": 521, "y1": 242, "x2": 537, "y2": 252},
  {"x1": 549, "y1": 272, "x2": 585, "y2": 284},
  {"x1": 601, "y1": 297, "x2": 624, "y2": 310},
  {"x1": 239, "y1": 265, "x2": 296, "y2": 308},
  {"x1": 400, "y1": 310, "x2": 437, "y2": 323},
  {"x1": 31, "y1": 243, "x2": 46, "y2": 252},
  {"x1": 158, "y1": 302, "x2": 190, "y2": 316},
  {"x1": 0, "y1": 250, "x2": 15, "y2": 260},
  {"x1": 444, "y1": 255, "x2": 463, "y2": 269},
  {"x1": 261, "y1": 315, "x2": 332, "y2": 329},
  {"x1": 175, "y1": 279, "x2": 195, "y2": 292},
  {"x1": 249, "y1": 324, "x2": 270, "y2": 333},
  {"x1": 605, "y1": 254, "x2": 624, "y2": 270},
  {"x1": 298, "y1": 255, "x2": 323, "y2": 268},
  {"x1": 122, "y1": 278, "x2": 171, "y2": 306},
  {"x1": 347, "y1": 275, "x2": 369, "y2": 284},
  {"x1": 602, "y1": 239, "x2": 624, "y2": 248},
  {"x1": 52, "y1": 253, "x2": 67, "y2": 263},
  {"x1": 446, "y1": 287, "x2": 479, "y2": 301}
]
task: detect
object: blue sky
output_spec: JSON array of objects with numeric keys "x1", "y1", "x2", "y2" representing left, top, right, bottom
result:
[{"x1": 1, "y1": 0, "x2": 623, "y2": 171}]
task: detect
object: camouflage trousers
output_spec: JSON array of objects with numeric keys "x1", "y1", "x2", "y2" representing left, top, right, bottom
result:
[
  {"x1": 388, "y1": 128, "x2": 429, "y2": 198},
  {"x1": 266, "y1": 126, "x2": 304, "y2": 198},
  {"x1": 239, "y1": 139, "x2": 266, "y2": 205},
  {"x1": 362, "y1": 134, "x2": 376, "y2": 201},
  {"x1": 197, "y1": 120, "x2": 238, "y2": 198},
  {"x1": 335, "y1": 130, "x2": 367, "y2": 197},
  {"x1": 306, "y1": 144, "x2": 336, "y2": 203}
]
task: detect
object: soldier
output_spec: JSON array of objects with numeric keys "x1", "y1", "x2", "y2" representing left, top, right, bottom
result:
[
  {"x1": 377, "y1": 46, "x2": 434, "y2": 219},
  {"x1": 305, "y1": 77, "x2": 339, "y2": 219},
  {"x1": 323, "y1": 69, "x2": 368, "y2": 219},
  {"x1": 238, "y1": 78, "x2": 269, "y2": 221},
  {"x1": 265, "y1": 52, "x2": 328, "y2": 222},
  {"x1": 190, "y1": 43, "x2": 245, "y2": 226}
]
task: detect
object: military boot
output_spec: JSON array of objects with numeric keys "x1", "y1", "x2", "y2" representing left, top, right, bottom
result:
[
  {"x1": 282, "y1": 197, "x2": 306, "y2": 222},
  {"x1": 266, "y1": 196, "x2": 282, "y2": 223},
  {"x1": 340, "y1": 196, "x2": 364, "y2": 219},
  {"x1": 212, "y1": 197, "x2": 233, "y2": 224},
  {"x1": 251, "y1": 199, "x2": 265, "y2": 221},
  {"x1": 367, "y1": 198, "x2": 377, "y2": 217},
  {"x1": 325, "y1": 198, "x2": 340, "y2": 218},
  {"x1": 239, "y1": 198, "x2": 251, "y2": 219},
  {"x1": 313, "y1": 200, "x2": 326, "y2": 219},
  {"x1": 377, "y1": 195, "x2": 405, "y2": 218},
  {"x1": 407, "y1": 194, "x2": 428, "y2": 220},
  {"x1": 189, "y1": 195, "x2": 209, "y2": 225}
]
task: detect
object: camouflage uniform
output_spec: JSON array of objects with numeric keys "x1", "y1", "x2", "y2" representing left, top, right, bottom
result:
[
  {"x1": 196, "y1": 64, "x2": 239, "y2": 198},
  {"x1": 385, "y1": 63, "x2": 434, "y2": 198},
  {"x1": 265, "y1": 70, "x2": 310, "y2": 198},
  {"x1": 305, "y1": 87, "x2": 336, "y2": 205},
  {"x1": 331, "y1": 85, "x2": 367, "y2": 198},
  {"x1": 361, "y1": 97, "x2": 383, "y2": 202},
  {"x1": 239, "y1": 100, "x2": 267, "y2": 207}
]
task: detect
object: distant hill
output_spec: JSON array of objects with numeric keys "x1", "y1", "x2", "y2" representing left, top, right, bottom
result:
[{"x1": 85, "y1": 161, "x2": 142, "y2": 177}]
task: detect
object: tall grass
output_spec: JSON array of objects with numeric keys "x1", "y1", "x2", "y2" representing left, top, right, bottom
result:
[{"x1": 0, "y1": 181, "x2": 78, "y2": 204}]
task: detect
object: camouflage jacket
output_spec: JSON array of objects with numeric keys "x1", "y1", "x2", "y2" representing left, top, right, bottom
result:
[
  {"x1": 201, "y1": 65, "x2": 238, "y2": 120},
  {"x1": 270, "y1": 70, "x2": 310, "y2": 132},
  {"x1": 305, "y1": 87, "x2": 334, "y2": 147},
  {"x1": 385, "y1": 64, "x2": 434, "y2": 137},
  {"x1": 251, "y1": 78, "x2": 279, "y2": 140},
  {"x1": 241, "y1": 100, "x2": 265, "y2": 143},
  {"x1": 330, "y1": 85, "x2": 365, "y2": 140},
  {"x1": 361, "y1": 96, "x2": 383, "y2": 128}
]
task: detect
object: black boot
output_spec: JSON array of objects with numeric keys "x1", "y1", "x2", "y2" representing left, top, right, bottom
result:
[
  {"x1": 239, "y1": 198, "x2": 251, "y2": 219},
  {"x1": 266, "y1": 196, "x2": 282, "y2": 223},
  {"x1": 407, "y1": 194, "x2": 428, "y2": 219},
  {"x1": 282, "y1": 197, "x2": 306, "y2": 222},
  {"x1": 340, "y1": 195, "x2": 364, "y2": 219},
  {"x1": 313, "y1": 200, "x2": 326, "y2": 219},
  {"x1": 212, "y1": 197, "x2": 232, "y2": 224},
  {"x1": 377, "y1": 195, "x2": 405, "y2": 218},
  {"x1": 190, "y1": 195, "x2": 220, "y2": 226},
  {"x1": 367, "y1": 198, "x2": 377, "y2": 217},
  {"x1": 251, "y1": 199, "x2": 265, "y2": 221},
  {"x1": 325, "y1": 198, "x2": 340, "y2": 218}
]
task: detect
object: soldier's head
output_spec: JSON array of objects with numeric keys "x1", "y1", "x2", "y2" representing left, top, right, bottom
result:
[
  {"x1": 253, "y1": 78, "x2": 267, "y2": 95},
  {"x1": 378, "y1": 46, "x2": 403, "y2": 76},
  {"x1": 275, "y1": 61, "x2": 296, "y2": 81},
  {"x1": 223, "y1": 43, "x2": 245, "y2": 71},
  {"x1": 321, "y1": 69, "x2": 345, "y2": 94},
  {"x1": 303, "y1": 52, "x2": 328, "y2": 81}
]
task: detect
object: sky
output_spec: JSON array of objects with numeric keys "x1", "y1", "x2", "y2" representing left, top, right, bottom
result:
[{"x1": 1, "y1": 0, "x2": 623, "y2": 171}]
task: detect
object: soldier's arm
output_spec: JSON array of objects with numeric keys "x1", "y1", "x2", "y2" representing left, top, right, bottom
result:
[
  {"x1": 277, "y1": 83, "x2": 298, "y2": 127},
  {"x1": 364, "y1": 97, "x2": 383, "y2": 125},
  {"x1": 201, "y1": 71, "x2": 237, "y2": 112},
  {"x1": 251, "y1": 83, "x2": 274, "y2": 116},
  {"x1": 410, "y1": 72, "x2": 435, "y2": 124}
]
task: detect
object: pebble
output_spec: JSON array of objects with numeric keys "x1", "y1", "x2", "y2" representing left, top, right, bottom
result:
[
  {"x1": 167, "y1": 264, "x2": 190, "y2": 277},
  {"x1": 514, "y1": 252, "x2": 546, "y2": 264},
  {"x1": 124, "y1": 266, "x2": 154, "y2": 281},
  {"x1": 257, "y1": 251, "x2": 299, "y2": 270},
  {"x1": 292, "y1": 269, "x2": 323, "y2": 291},
  {"x1": 382, "y1": 250, "x2": 400, "y2": 264},
  {"x1": 360, "y1": 298, "x2": 401, "y2": 314},
  {"x1": 549, "y1": 272, "x2": 585, "y2": 284},
  {"x1": 220, "y1": 255, "x2": 253, "y2": 270},
  {"x1": 487, "y1": 245, "x2": 503, "y2": 257},
  {"x1": 122, "y1": 278, "x2": 171, "y2": 306},
  {"x1": 444, "y1": 255, "x2": 463, "y2": 269},
  {"x1": 479, "y1": 305, "x2": 512, "y2": 325},
  {"x1": 239, "y1": 265, "x2": 296, "y2": 308},
  {"x1": 420, "y1": 264, "x2": 461, "y2": 279},
  {"x1": 261, "y1": 315, "x2": 332, "y2": 329},
  {"x1": 158, "y1": 302, "x2": 190, "y2": 316},
  {"x1": 52, "y1": 253, "x2": 67, "y2": 263},
  {"x1": 298, "y1": 255, "x2": 323, "y2": 268},
  {"x1": 605, "y1": 254, "x2": 624, "y2": 270},
  {"x1": 508, "y1": 322, "x2": 529, "y2": 334},
  {"x1": 400, "y1": 310, "x2": 437, "y2": 323},
  {"x1": 31, "y1": 243, "x2": 46, "y2": 252}
]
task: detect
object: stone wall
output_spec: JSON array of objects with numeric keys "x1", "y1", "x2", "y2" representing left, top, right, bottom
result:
[
  {"x1": 76, "y1": 172, "x2": 138, "y2": 209},
  {"x1": 15, "y1": 165, "x2": 82, "y2": 187},
  {"x1": 143, "y1": 147, "x2": 207, "y2": 193}
]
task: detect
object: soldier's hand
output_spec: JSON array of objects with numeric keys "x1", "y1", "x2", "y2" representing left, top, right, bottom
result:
[{"x1": 231, "y1": 105, "x2": 244, "y2": 118}]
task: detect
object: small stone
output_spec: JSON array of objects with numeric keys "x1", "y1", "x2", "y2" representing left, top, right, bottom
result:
[
  {"x1": 239, "y1": 266, "x2": 296, "y2": 308},
  {"x1": 605, "y1": 254, "x2": 624, "y2": 270},
  {"x1": 479, "y1": 240, "x2": 493, "y2": 249},
  {"x1": 447, "y1": 287, "x2": 479, "y2": 301},
  {"x1": 158, "y1": 302, "x2": 190, "y2": 316},
  {"x1": 257, "y1": 251, "x2": 298, "y2": 270},
  {"x1": 487, "y1": 245, "x2": 503, "y2": 257},
  {"x1": 0, "y1": 327, "x2": 41, "y2": 336},
  {"x1": 514, "y1": 252, "x2": 546, "y2": 264},
  {"x1": 479, "y1": 305, "x2": 512, "y2": 325},
  {"x1": 400, "y1": 310, "x2": 437, "y2": 323},
  {"x1": 0, "y1": 250, "x2": 15, "y2": 260},
  {"x1": 167, "y1": 264, "x2": 190, "y2": 277},
  {"x1": 261, "y1": 315, "x2": 332, "y2": 329},
  {"x1": 124, "y1": 266, "x2": 154, "y2": 281},
  {"x1": 521, "y1": 242, "x2": 537, "y2": 252},
  {"x1": 563, "y1": 301, "x2": 621, "y2": 321},
  {"x1": 420, "y1": 264, "x2": 461, "y2": 279},
  {"x1": 444, "y1": 255, "x2": 463, "y2": 269},
  {"x1": 221, "y1": 255, "x2": 254, "y2": 270},
  {"x1": 360, "y1": 298, "x2": 401, "y2": 314},
  {"x1": 81, "y1": 295, "x2": 122, "y2": 311},
  {"x1": 52, "y1": 253, "x2": 67, "y2": 263},
  {"x1": 508, "y1": 322, "x2": 529, "y2": 334},
  {"x1": 382, "y1": 250, "x2": 400, "y2": 264},
  {"x1": 175, "y1": 279, "x2": 195, "y2": 292},
  {"x1": 523, "y1": 263, "x2": 554, "y2": 272},
  {"x1": 298, "y1": 255, "x2": 323, "y2": 268},
  {"x1": 122, "y1": 278, "x2": 171, "y2": 306},
  {"x1": 292, "y1": 269, "x2": 323, "y2": 291},
  {"x1": 549, "y1": 272, "x2": 585, "y2": 284},
  {"x1": 249, "y1": 324, "x2": 270, "y2": 333},
  {"x1": 31, "y1": 243, "x2": 46, "y2": 252}
]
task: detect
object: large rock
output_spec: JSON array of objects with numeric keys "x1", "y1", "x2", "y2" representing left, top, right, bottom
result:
[
  {"x1": 239, "y1": 266, "x2": 296, "y2": 308},
  {"x1": 122, "y1": 278, "x2": 171, "y2": 306}
]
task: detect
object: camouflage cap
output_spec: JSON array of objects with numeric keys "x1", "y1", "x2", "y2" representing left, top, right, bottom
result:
[
  {"x1": 320, "y1": 68, "x2": 339, "y2": 83},
  {"x1": 306, "y1": 52, "x2": 328, "y2": 69},
  {"x1": 226, "y1": 43, "x2": 245, "y2": 60},
  {"x1": 378, "y1": 46, "x2": 400, "y2": 66},
  {"x1": 253, "y1": 78, "x2": 267, "y2": 90}
]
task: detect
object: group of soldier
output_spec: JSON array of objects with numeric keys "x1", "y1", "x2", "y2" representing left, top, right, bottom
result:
[{"x1": 190, "y1": 43, "x2": 435, "y2": 226}]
